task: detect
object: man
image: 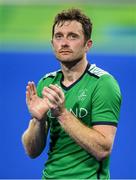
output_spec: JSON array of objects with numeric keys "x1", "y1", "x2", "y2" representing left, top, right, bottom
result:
[{"x1": 22, "y1": 8, "x2": 122, "y2": 179}]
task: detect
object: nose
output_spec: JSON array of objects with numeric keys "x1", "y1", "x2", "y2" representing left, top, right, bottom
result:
[{"x1": 61, "y1": 37, "x2": 70, "y2": 47}]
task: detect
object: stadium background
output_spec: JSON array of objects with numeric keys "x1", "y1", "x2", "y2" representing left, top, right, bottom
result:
[{"x1": 0, "y1": 0, "x2": 136, "y2": 178}]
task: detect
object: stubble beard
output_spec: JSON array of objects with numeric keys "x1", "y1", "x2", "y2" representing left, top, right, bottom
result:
[{"x1": 55, "y1": 54, "x2": 84, "y2": 69}]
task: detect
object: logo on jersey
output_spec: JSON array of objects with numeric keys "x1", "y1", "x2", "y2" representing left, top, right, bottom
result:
[{"x1": 78, "y1": 89, "x2": 88, "y2": 101}]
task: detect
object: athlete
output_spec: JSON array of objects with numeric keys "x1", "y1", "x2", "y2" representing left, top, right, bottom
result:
[{"x1": 22, "y1": 8, "x2": 122, "y2": 179}]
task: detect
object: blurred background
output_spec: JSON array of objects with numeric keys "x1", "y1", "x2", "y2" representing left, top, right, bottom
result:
[{"x1": 0, "y1": 0, "x2": 136, "y2": 179}]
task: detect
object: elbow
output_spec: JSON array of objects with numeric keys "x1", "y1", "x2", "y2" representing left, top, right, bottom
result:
[
  {"x1": 96, "y1": 151, "x2": 111, "y2": 161},
  {"x1": 93, "y1": 142, "x2": 112, "y2": 161},
  {"x1": 27, "y1": 151, "x2": 40, "y2": 159},
  {"x1": 22, "y1": 141, "x2": 42, "y2": 159},
  {"x1": 95, "y1": 148, "x2": 111, "y2": 161},
  {"x1": 95, "y1": 140, "x2": 113, "y2": 161},
  {"x1": 21, "y1": 132, "x2": 42, "y2": 159}
]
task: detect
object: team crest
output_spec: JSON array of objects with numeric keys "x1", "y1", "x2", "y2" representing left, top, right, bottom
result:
[{"x1": 78, "y1": 89, "x2": 88, "y2": 101}]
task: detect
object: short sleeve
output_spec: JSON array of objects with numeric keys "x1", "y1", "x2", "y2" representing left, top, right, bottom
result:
[
  {"x1": 36, "y1": 78, "x2": 45, "y2": 98},
  {"x1": 91, "y1": 75, "x2": 122, "y2": 126},
  {"x1": 36, "y1": 75, "x2": 56, "y2": 98}
]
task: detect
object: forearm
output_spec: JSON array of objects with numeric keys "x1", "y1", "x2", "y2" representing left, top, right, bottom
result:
[
  {"x1": 22, "y1": 117, "x2": 48, "y2": 158},
  {"x1": 58, "y1": 109, "x2": 112, "y2": 161}
]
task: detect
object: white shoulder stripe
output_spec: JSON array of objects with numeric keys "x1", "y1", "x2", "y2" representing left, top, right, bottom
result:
[
  {"x1": 43, "y1": 69, "x2": 61, "y2": 79},
  {"x1": 88, "y1": 64, "x2": 109, "y2": 77}
]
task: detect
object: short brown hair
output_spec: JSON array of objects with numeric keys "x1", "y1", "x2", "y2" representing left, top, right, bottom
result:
[{"x1": 52, "y1": 8, "x2": 93, "y2": 42}]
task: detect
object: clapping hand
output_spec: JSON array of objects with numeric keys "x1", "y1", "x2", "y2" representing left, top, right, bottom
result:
[
  {"x1": 26, "y1": 82, "x2": 65, "y2": 119},
  {"x1": 42, "y1": 84, "x2": 65, "y2": 117},
  {"x1": 26, "y1": 81, "x2": 49, "y2": 120}
]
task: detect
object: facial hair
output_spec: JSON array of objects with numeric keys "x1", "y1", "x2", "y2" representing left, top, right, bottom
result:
[{"x1": 55, "y1": 54, "x2": 84, "y2": 69}]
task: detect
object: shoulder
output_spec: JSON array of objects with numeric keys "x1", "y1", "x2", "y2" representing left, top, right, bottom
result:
[
  {"x1": 87, "y1": 64, "x2": 119, "y2": 88},
  {"x1": 87, "y1": 64, "x2": 121, "y2": 98},
  {"x1": 36, "y1": 69, "x2": 61, "y2": 97},
  {"x1": 90, "y1": 66, "x2": 122, "y2": 104},
  {"x1": 42, "y1": 69, "x2": 61, "y2": 80},
  {"x1": 87, "y1": 64, "x2": 109, "y2": 79}
]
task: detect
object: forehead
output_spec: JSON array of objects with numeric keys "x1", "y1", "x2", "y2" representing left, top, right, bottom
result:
[{"x1": 54, "y1": 20, "x2": 83, "y2": 34}]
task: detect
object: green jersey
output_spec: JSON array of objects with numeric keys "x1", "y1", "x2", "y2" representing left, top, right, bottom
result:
[{"x1": 37, "y1": 63, "x2": 122, "y2": 179}]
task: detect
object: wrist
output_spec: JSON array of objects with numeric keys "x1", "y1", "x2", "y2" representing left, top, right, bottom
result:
[
  {"x1": 57, "y1": 108, "x2": 69, "y2": 122},
  {"x1": 31, "y1": 110, "x2": 48, "y2": 123},
  {"x1": 32, "y1": 116, "x2": 46, "y2": 125}
]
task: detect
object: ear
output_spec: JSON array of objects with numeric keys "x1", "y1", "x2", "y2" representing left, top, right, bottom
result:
[
  {"x1": 51, "y1": 39, "x2": 54, "y2": 49},
  {"x1": 85, "y1": 40, "x2": 93, "y2": 52}
]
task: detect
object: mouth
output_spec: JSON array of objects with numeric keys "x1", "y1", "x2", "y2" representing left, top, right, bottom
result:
[
  {"x1": 60, "y1": 51, "x2": 71, "y2": 53},
  {"x1": 59, "y1": 51, "x2": 72, "y2": 55},
  {"x1": 59, "y1": 49, "x2": 72, "y2": 53}
]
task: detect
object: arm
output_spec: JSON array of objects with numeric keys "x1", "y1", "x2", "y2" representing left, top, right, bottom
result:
[
  {"x1": 22, "y1": 82, "x2": 49, "y2": 158},
  {"x1": 43, "y1": 84, "x2": 116, "y2": 161},
  {"x1": 22, "y1": 117, "x2": 49, "y2": 158},
  {"x1": 58, "y1": 109, "x2": 116, "y2": 161}
]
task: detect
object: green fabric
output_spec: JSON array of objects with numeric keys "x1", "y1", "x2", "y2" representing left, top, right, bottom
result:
[{"x1": 37, "y1": 64, "x2": 122, "y2": 179}]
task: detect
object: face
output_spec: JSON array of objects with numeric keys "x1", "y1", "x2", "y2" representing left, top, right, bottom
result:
[{"x1": 52, "y1": 20, "x2": 92, "y2": 64}]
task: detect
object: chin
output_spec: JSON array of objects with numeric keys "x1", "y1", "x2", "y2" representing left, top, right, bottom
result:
[
  {"x1": 57, "y1": 58, "x2": 83, "y2": 67},
  {"x1": 56, "y1": 54, "x2": 83, "y2": 64},
  {"x1": 56, "y1": 56, "x2": 72, "y2": 62}
]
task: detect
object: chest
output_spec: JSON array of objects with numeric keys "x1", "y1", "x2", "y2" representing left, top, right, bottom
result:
[
  {"x1": 65, "y1": 85, "x2": 92, "y2": 123},
  {"x1": 47, "y1": 74, "x2": 97, "y2": 127}
]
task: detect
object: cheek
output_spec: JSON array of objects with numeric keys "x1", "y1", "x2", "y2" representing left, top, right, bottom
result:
[
  {"x1": 73, "y1": 41, "x2": 85, "y2": 48},
  {"x1": 74, "y1": 43, "x2": 85, "y2": 53}
]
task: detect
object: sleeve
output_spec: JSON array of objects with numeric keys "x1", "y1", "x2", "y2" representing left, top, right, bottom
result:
[
  {"x1": 91, "y1": 75, "x2": 122, "y2": 127},
  {"x1": 36, "y1": 78, "x2": 45, "y2": 98},
  {"x1": 36, "y1": 75, "x2": 55, "y2": 98}
]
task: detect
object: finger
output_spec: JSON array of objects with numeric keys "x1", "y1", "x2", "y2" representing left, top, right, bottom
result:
[
  {"x1": 28, "y1": 81, "x2": 35, "y2": 96},
  {"x1": 27, "y1": 81, "x2": 32, "y2": 96},
  {"x1": 42, "y1": 87, "x2": 61, "y2": 103},
  {"x1": 26, "y1": 91, "x2": 30, "y2": 104},
  {"x1": 26, "y1": 81, "x2": 35, "y2": 102},
  {"x1": 31, "y1": 81, "x2": 37, "y2": 95},
  {"x1": 42, "y1": 87, "x2": 47, "y2": 98},
  {"x1": 46, "y1": 98, "x2": 55, "y2": 109},
  {"x1": 26, "y1": 86, "x2": 31, "y2": 104},
  {"x1": 49, "y1": 84, "x2": 65, "y2": 99},
  {"x1": 43, "y1": 90, "x2": 58, "y2": 105}
]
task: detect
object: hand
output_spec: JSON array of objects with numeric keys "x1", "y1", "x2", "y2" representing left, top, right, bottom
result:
[
  {"x1": 42, "y1": 84, "x2": 65, "y2": 117},
  {"x1": 26, "y1": 81, "x2": 49, "y2": 120}
]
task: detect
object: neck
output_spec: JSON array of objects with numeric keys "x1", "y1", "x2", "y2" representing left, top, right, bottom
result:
[{"x1": 61, "y1": 58, "x2": 88, "y2": 86}]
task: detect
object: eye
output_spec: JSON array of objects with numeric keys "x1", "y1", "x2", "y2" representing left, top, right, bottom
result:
[
  {"x1": 68, "y1": 33, "x2": 78, "y2": 40},
  {"x1": 55, "y1": 34, "x2": 63, "y2": 40}
]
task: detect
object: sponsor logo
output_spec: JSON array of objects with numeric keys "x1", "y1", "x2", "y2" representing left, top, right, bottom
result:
[
  {"x1": 47, "y1": 107, "x2": 88, "y2": 118},
  {"x1": 70, "y1": 107, "x2": 88, "y2": 118}
]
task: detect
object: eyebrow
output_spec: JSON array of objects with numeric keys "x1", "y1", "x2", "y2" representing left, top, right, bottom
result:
[
  {"x1": 68, "y1": 32, "x2": 79, "y2": 36},
  {"x1": 54, "y1": 32, "x2": 63, "y2": 36},
  {"x1": 54, "y1": 32, "x2": 80, "y2": 36}
]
